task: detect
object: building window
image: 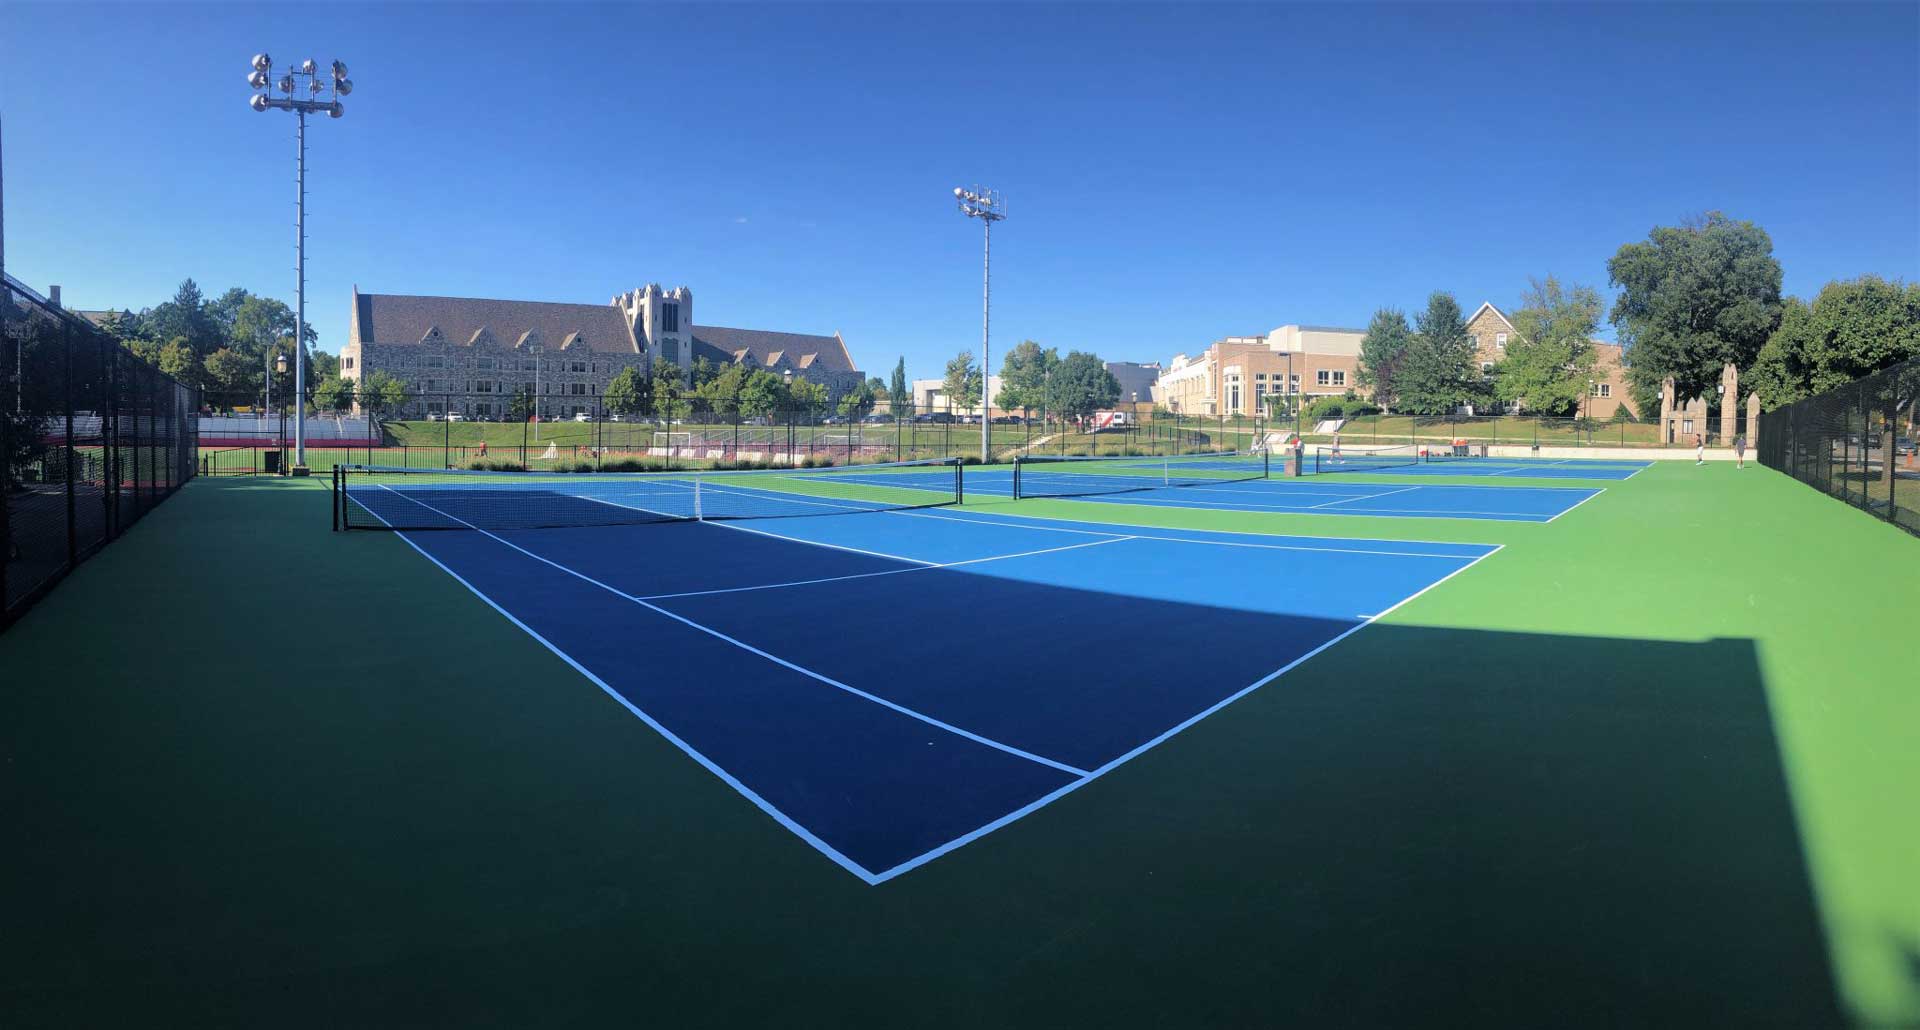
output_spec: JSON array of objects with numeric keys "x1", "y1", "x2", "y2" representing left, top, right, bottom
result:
[
  {"x1": 1481, "y1": 362, "x2": 1495, "y2": 373},
  {"x1": 570, "y1": 361, "x2": 587, "y2": 373},
  {"x1": 344, "y1": 357, "x2": 354, "y2": 370},
  {"x1": 661, "y1": 303, "x2": 680, "y2": 333},
  {"x1": 1682, "y1": 419, "x2": 1694, "y2": 434},
  {"x1": 1593, "y1": 383, "x2": 1612, "y2": 398},
  {"x1": 426, "y1": 356, "x2": 443, "y2": 369},
  {"x1": 476, "y1": 358, "x2": 494, "y2": 370},
  {"x1": 1255, "y1": 373, "x2": 1268, "y2": 381},
  {"x1": 1495, "y1": 333, "x2": 1508, "y2": 349},
  {"x1": 1289, "y1": 374, "x2": 1300, "y2": 389},
  {"x1": 570, "y1": 383, "x2": 587, "y2": 396},
  {"x1": 1316, "y1": 370, "x2": 1331, "y2": 386}
]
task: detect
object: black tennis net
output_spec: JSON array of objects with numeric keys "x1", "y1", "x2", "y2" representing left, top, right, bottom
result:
[
  {"x1": 334, "y1": 458, "x2": 962, "y2": 531},
  {"x1": 1312, "y1": 443, "x2": 1418, "y2": 473},
  {"x1": 1013, "y1": 451, "x2": 1267, "y2": 500}
]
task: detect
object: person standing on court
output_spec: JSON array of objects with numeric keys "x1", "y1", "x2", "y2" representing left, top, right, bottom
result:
[
  {"x1": 1734, "y1": 434, "x2": 1747, "y2": 469},
  {"x1": 1330, "y1": 430, "x2": 1342, "y2": 464},
  {"x1": 1695, "y1": 433, "x2": 1706, "y2": 466}
]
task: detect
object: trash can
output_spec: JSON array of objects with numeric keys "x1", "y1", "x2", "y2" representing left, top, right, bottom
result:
[{"x1": 264, "y1": 449, "x2": 282, "y2": 475}]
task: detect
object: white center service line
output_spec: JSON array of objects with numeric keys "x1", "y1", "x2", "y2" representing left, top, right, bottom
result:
[{"x1": 372, "y1": 484, "x2": 1092, "y2": 779}]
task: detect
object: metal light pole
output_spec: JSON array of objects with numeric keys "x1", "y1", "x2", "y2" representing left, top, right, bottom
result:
[
  {"x1": 954, "y1": 186, "x2": 1005, "y2": 464},
  {"x1": 247, "y1": 53, "x2": 351, "y2": 474}
]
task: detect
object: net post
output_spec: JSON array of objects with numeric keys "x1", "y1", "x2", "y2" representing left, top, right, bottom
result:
[
  {"x1": 694, "y1": 472, "x2": 704, "y2": 521},
  {"x1": 331, "y1": 466, "x2": 339, "y2": 531},
  {"x1": 1012, "y1": 455, "x2": 1022, "y2": 500},
  {"x1": 954, "y1": 457, "x2": 963, "y2": 505}
]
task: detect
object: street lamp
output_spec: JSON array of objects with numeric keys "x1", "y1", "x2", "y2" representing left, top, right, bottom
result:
[
  {"x1": 953, "y1": 186, "x2": 1005, "y2": 464},
  {"x1": 246, "y1": 52, "x2": 351, "y2": 475},
  {"x1": 266, "y1": 349, "x2": 288, "y2": 426}
]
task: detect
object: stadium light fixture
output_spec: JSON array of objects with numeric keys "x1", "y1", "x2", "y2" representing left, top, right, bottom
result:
[
  {"x1": 245, "y1": 50, "x2": 354, "y2": 474},
  {"x1": 952, "y1": 185, "x2": 1005, "y2": 463}
]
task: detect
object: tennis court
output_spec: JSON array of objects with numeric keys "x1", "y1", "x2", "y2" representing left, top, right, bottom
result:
[
  {"x1": 344, "y1": 466, "x2": 1499, "y2": 881},
  {"x1": 1329, "y1": 453, "x2": 1650, "y2": 480}
]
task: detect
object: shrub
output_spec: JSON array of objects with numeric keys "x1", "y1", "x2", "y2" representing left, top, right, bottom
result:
[{"x1": 466, "y1": 459, "x2": 526, "y2": 472}]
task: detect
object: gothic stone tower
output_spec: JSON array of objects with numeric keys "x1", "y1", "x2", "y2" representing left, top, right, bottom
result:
[{"x1": 614, "y1": 284, "x2": 694, "y2": 382}]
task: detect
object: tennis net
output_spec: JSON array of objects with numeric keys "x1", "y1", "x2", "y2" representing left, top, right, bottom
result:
[
  {"x1": 1013, "y1": 451, "x2": 1267, "y2": 500},
  {"x1": 334, "y1": 458, "x2": 962, "y2": 531},
  {"x1": 1312, "y1": 443, "x2": 1418, "y2": 474}
]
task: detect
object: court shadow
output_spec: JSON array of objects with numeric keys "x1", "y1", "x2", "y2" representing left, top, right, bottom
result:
[{"x1": 916, "y1": 623, "x2": 1850, "y2": 1028}]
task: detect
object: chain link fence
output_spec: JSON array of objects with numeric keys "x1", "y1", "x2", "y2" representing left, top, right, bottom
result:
[
  {"x1": 197, "y1": 392, "x2": 1265, "y2": 474},
  {"x1": 1758, "y1": 356, "x2": 1919, "y2": 537},
  {"x1": 3, "y1": 275, "x2": 200, "y2": 629}
]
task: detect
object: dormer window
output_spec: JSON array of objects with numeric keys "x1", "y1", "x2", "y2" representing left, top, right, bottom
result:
[{"x1": 1495, "y1": 332, "x2": 1508, "y2": 349}]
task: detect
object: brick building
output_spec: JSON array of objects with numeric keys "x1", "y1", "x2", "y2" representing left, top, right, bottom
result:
[
  {"x1": 1154, "y1": 304, "x2": 1633, "y2": 419},
  {"x1": 340, "y1": 284, "x2": 861, "y2": 420}
]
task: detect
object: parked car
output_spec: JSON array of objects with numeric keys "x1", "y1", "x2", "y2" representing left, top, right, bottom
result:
[
  {"x1": 821, "y1": 415, "x2": 847, "y2": 425},
  {"x1": 861, "y1": 413, "x2": 892, "y2": 424},
  {"x1": 426, "y1": 412, "x2": 443, "y2": 422},
  {"x1": 445, "y1": 412, "x2": 465, "y2": 422},
  {"x1": 573, "y1": 412, "x2": 592, "y2": 422},
  {"x1": 913, "y1": 412, "x2": 955, "y2": 424},
  {"x1": 990, "y1": 414, "x2": 1023, "y2": 424}
]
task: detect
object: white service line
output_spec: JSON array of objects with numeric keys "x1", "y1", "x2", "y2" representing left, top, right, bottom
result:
[
  {"x1": 634, "y1": 536, "x2": 1133, "y2": 601},
  {"x1": 374, "y1": 484, "x2": 1091, "y2": 779},
  {"x1": 1306, "y1": 486, "x2": 1420, "y2": 509},
  {"x1": 1542, "y1": 487, "x2": 1607, "y2": 523}
]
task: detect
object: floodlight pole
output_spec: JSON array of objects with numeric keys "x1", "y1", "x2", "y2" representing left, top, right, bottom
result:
[
  {"x1": 246, "y1": 53, "x2": 350, "y2": 475},
  {"x1": 954, "y1": 186, "x2": 1005, "y2": 464}
]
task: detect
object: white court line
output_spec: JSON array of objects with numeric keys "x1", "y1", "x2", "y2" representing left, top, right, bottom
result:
[
  {"x1": 634, "y1": 536, "x2": 1132, "y2": 601},
  {"x1": 1543, "y1": 487, "x2": 1607, "y2": 523},
  {"x1": 866, "y1": 542, "x2": 1508, "y2": 883},
  {"x1": 375, "y1": 484, "x2": 1091, "y2": 780},
  {"x1": 1307, "y1": 486, "x2": 1420, "y2": 509},
  {"x1": 902, "y1": 507, "x2": 1497, "y2": 554},
  {"x1": 351, "y1": 494, "x2": 883, "y2": 883},
  {"x1": 1078, "y1": 493, "x2": 1557, "y2": 521}
]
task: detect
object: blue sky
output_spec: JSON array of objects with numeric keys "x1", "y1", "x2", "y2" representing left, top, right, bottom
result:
[{"x1": 2, "y1": 2, "x2": 1915, "y2": 380}]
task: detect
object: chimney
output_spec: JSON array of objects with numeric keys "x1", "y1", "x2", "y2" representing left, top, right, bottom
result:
[{"x1": 48, "y1": 284, "x2": 61, "y2": 308}]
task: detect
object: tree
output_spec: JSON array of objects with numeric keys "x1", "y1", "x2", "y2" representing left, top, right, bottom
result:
[
  {"x1": 737, "y1": 370, "x2": 789, "y2": 420},
  {"x1": 203, "y1": 346, "x2": 258, "y2": 401},
  {"x1": 690, "y1": 356, "x2": 721, "y2": 389},
  {"x1": 507, "y1": 384, "x2": 536, "y2": 421},
  {"x1": 788, "y1": 379, "x2": 829, "y2": 419},
  {"x1": 604, "y1": 366, "x2": 648, "y2": 418},
  {"x1": 694, "y1": 363, "x2": 748, "y2": 421},
  {"x1": 144, "y1": 279, "x2": 220, "y2": 356},
  {"x1": 308, "y1": 349, "x2": 340, "y2": 381},
  {"x1": 1393, "y1": 292, "x2": 1484, "y2": 415},
  {"x1": 888, "y1": 357, "x2": 910, "y2": 416},
  {"x1": 312, "y1": 376, "x2": 356, "y2": 413},
  {"x1": 1355, "y1": 308, "x2": 1414, "y2": 411},
  {"x1": 156, "y1": 338, "x2": 201, "y2": 388},
  {"x1": 652, "y1": 366, "x2": 685, "y2": 421},
  {"x1": 229, "y1": 295, "x2": 295, "y2": 357},
  {"x1": 1607, "y1": 212, "x2": 1783, "y2": 409},
  {"x1": 361, "y1": 370, "x2": 410, "y2": 422},
  {"x1": 1494, "y1": 276, "x2": 1603, "y2": 416},
  {"x1": 1049, "y1": 350, "x2": 1121, "y2": 422},
  {"x1": 996, "y1": 340, "x2": 1059, "y2": 415},
  {"x1": 942, "y1": 350, "x2": 983, "y2": 415},
  {"x1": 1748, "y1": 276, "x2": 1920, "y2": 407},
  {"x1": 839, "y1": 380, "x2": 877, "y2": 420}
]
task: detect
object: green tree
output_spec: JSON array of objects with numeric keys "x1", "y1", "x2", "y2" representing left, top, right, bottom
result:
[
  {"x1": 652, "y1": 366, "x2": 685, "y2": 421},
  {"x1": 1607, "y1": 212, "x2": 1784, "y2": 409},
  {"x1": 942, "y1": 350, "x2": 983, "y2": 416},
  {"x1": 507, "y1": 384, "x2": 536, "y2": 421},
  {"x1": 1494, "y1": 276, "x2": 1603, "y2": 416},
  {"x1": 839, "y1": 380, "x2": 877, "y2": 420},
  {"x1": 1049, "y1": 350, "x2": 1122, "y2": 422},
  {"x1": 229, "y1": 295, "x2": 292, "y2": 356},
  {"x1": 690, "y1": 356, "x2": 721, "y2": 389},
  {"x1": 307, "y1": 349, "x2": 339, "y2": 381},
  {"x1": 144, "y1": 279, "x2": 220, "y2": 356},
  {"x1": 203, "y1": 346, "x2": 258, "y2": 401},
  {"x1": 788, "y1": 379, "x2": 829, "y2": 419},
  {"x1": 1748, "y1": 275, "x2": 1920, "y2": 407},
  {"x1": 695, "y1": 364, "x2": 748, "y2": 420},
  {"x1": 996, "y1": 340, "x2": 1059, "y2": 415},
  {"x1": 889, "y1": 356, "x2": 910, "y2": 416},
  {"x1": 360, "y1": 370, "x2": 410, "y2": 422},
  {"x1": 1355, "y1": 308, "x2": 1414, "y2": 411},
  {"x1": 738, "y1": 370, "x2": 790, "y2": 419},
  {"x1": 156, "y1": 338, "x2": 201, "y2": 388},
  {"x1": 604, "y1": 366, "x2": 648, "y2": 418},
  {"x1": 312, "y1": 376, "x2": 356, "y2": 413},
  {"x1": 1394, "y1": 292, "x2": 1484, "y2": 415}
]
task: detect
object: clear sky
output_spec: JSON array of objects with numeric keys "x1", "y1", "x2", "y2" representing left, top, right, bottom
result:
[{"x1": 2, "y1": 2, "x2": 1915, "y2": 380}]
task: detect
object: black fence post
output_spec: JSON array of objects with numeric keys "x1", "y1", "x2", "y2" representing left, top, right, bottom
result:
[{"x1": 62, "y1": 318, "x2": 77, "y2": 567}]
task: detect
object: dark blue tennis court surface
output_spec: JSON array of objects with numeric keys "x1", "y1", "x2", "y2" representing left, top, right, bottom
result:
[{"x1": 380, "y1": 499, "x2": 1499, "y2": 883}]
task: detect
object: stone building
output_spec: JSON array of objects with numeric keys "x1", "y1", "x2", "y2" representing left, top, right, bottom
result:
[{"x1": 340, "y1": 284, "x2": 861, "y2": 419}]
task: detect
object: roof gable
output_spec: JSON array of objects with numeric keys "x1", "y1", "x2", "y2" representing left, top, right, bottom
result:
[
  {"x1": 690, "y1": 324, "x2": 855, "y2": 373},
  {"x1": 352, "y1": 293, "x2": 639, "y2": 354}
]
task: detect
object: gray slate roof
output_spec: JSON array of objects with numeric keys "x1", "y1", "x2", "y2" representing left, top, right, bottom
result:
[
  {"x1": 692, "y1": 325, "x2": 855, "y2": 373},
  {"x1": 353, "y1": 292, "x2": 639, "y2": 354}
]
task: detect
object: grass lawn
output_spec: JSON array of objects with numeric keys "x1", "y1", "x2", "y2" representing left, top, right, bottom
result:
[{"x1": 1, "y1": 460, "x2": 1913, "y2": 1027}]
